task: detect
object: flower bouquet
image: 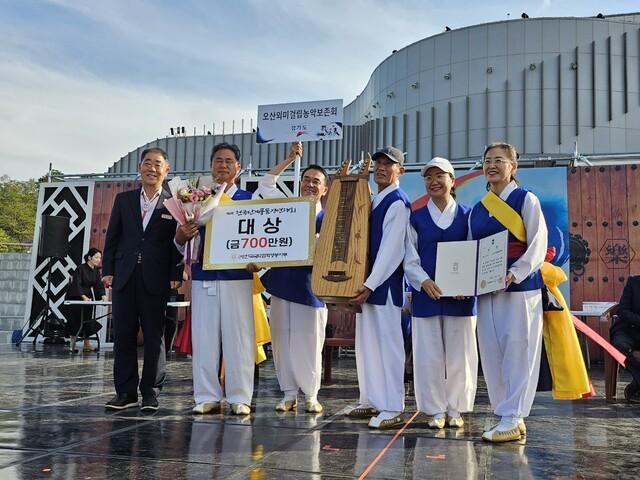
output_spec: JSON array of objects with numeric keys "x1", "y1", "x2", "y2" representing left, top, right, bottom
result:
[{"x1": 163, "y1": 177, "x2": 227, "y2": 263}]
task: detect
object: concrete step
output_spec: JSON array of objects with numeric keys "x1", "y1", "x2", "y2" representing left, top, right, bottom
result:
[
  {"x1": 0, "y1": 270, "x2": 30, "y2": 281},
  {"x1": 0, "y1": 331, "x2": 16, "y2": 344},
  {"x1": 0, "y1": 253, "x2": 30, "y2": 261},
  {"x1": 0, "y1": 259, "x2": 31, "y2": 271},
  {"x1": 0, "y1": 317, "x2": 23, "y2": 331},
  {"x1": 0, "y1": 291, "x2": 27, "y2": 304},
  {"x1": 0, "y1": 304, "x2": 25, "y2": 317},
  {"x1": 0, "y1": 279, "x2": 29, "y2": 292}
]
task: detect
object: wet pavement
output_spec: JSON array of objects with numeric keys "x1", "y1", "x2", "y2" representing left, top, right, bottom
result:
[{"x1": 0, "y1": 344, "x2": 639, "y2": 479}]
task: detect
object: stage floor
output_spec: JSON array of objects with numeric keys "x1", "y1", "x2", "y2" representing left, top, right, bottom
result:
[{"x1": 0, "y1": 344, "x2": 639, "y2": 479}]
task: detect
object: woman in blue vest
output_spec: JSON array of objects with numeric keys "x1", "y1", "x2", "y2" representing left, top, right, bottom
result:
[
  {"x1": 469, "y1": 142, "x2": 547, "y2": 442},
  {"x1": 404, "y1": 157, "x2": 477, "y2": 430}
]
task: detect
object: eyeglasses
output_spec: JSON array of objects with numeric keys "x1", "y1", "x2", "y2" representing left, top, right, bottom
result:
[
  {"x1": 301, "y1": 177, "x2": 324, "y2": 187},
  {"x1": 424, "y1": 172, "x2": 451, "y2": 182},
  {"x1": 482, "y1": 158, "x2": 512, "y2": 167}
]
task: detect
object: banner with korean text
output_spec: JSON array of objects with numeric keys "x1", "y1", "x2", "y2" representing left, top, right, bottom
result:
[
  {"x1": 256, "y1": 99, "x2": 343, "y2": 144},
  {"x1": 202, "y1": 197, "x2": 316, "y2": 269}
]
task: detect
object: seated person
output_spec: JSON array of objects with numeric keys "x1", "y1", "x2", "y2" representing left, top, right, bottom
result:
[
  {"x1": 64, "y1": 248, "x2": 106, "y2": 353},
  {"x1": 611, "y1": 275, "x2": 640, "y2": 403}
]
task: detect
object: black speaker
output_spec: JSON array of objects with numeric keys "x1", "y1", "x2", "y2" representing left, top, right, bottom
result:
[{"x1": 38, "y1": 215, "x2": 70, "y2": 258}]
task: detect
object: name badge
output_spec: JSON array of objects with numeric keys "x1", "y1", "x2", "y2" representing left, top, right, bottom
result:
[{"x1": 161, "y1": 214, "x2": 173, "y2": 220}]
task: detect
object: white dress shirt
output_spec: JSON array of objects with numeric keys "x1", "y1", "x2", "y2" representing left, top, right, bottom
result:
[{"x1": 140, "y1": 188, "x2": 162, "y2": 231}]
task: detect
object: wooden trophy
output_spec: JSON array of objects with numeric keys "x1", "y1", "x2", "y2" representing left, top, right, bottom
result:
[{"x1": 312, "y1": 155, "x2": 372, "y2": 311}]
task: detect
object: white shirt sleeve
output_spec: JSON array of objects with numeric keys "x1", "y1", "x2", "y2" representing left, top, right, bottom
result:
[
  {"x1": 363, "y1": 200, "x2": 410, "y2": 291},
  {"x1": 173, "y1": 237, "x2": 185, "y2": 255},
  {"x1": 253, "y1": 173, "x2": 285, "y2": 200},
  {"x1": 509, "y1": 192, "x2": 548, "y2": 283},
  {"x1": 403, "y1": 222, "x2": 430, "y2": 291}
]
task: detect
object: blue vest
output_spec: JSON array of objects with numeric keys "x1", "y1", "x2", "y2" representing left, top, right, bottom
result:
[
  {"x1": 367, "y1": 188, "x2": 411, "y2": 307},
  {"x1": 263, "y1": 210, "x2": 325, "y2": 307},
  {"x1": 469, "y1": 188, "x2": 543, "y2": 292},
  {"x1": 192, "y1": 188, "x2": 254, "y2": 282},
  {"x1": 410, "y1": 204, "x2": 477, "y2": 317}
]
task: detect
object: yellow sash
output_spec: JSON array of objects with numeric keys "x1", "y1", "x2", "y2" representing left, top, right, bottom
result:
[
  {"x1": 480, "y1": 190, "x2": 527, "y2": 242},
  {"x1": 220, "y1": 192, "x2": 271, "y2": 365}
]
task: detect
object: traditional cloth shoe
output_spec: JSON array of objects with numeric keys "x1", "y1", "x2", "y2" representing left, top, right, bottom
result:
[
  {"x1": 428, "y1": 415, "x2": 446, "y2": 429},
  {"x1": 369, "y1": 411, "x2": 404, "y2": 429},
  {"x1": 275, "y1": 398, "x2": 298, "y2": 412},
  {"x1": 345, "y1": 405, "x2": 379, "y2": 418},
  {"x1": 192, "y1": 402, "x2": 220, "y2": 414},
  {"x1": 482, "y1": 426, "x2": 522, "y2": 443},
  {"x1": 231, "y1": 403, "x2": 251, "y2": 415},
  {"x1": 518, "y1": 419, "x2": 527, "y2": 436},
  {"x1": 447, "y1": 415, "x2": 464, "y2": 428},
  {"x1": 305, "y1": 400, "x2": 323, "y2": 413}
]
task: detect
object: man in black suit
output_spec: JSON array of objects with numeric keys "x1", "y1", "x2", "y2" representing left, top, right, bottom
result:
[
  {"x1": 611, "y1": 275, "x2": 640, "y2": 403},
  {"x1": 102, "y1": 147, "x2": 182, "y2": 411}
]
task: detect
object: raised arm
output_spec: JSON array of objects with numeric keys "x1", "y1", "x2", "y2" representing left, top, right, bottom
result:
[{"x1": 253, "y1": 142, "x2": 302, "y2": 200}]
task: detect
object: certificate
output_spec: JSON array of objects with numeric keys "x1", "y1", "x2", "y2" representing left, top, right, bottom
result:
[{"x1": 434, "y1": 230, "x2": 508, "y2": 296}]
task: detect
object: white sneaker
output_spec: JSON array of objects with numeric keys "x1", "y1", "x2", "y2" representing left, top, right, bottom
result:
[
  {"x1": 231, "y1": 403, "x2": 251, "y2": 415},
  {"x1": 192, "y1": 402, "x2": 220, "y2": 414}
]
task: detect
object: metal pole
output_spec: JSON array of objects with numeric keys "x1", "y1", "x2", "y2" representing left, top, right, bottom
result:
[{"x1": 293, "y1": 154, "x2": 301, "y2": 196}]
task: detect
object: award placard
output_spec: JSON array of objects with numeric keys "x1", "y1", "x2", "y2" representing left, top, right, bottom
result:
[{"x1": 202, "y1": 197, "x2": 315, "y2": 270}]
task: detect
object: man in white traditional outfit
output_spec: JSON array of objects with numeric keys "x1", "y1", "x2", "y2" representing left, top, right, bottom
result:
[
  {"x1": 349, "y1": 146, "x2": 411, "y2": 429},
  {"x1": 251, "y1": 142, "x2": 329, "y2": 413},
  {"x1": 176, "y1": 143, "x2": 255, "y2": 416}
]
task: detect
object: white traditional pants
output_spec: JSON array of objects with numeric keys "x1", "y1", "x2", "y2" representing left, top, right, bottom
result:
[
  {"x1": 412, "y1": 314, "x2": 478, "y2": 415},
  {"x1": 269, "y1": 296, "x2": 327, "y2": 400},
  {"x1": 476, "y1": 290, "x2": 543, "y2": 418},
  {"x1": 191, "y1": 279, "x2": 255, "y2": 405},
  {"x1": 355, "y1": 294, "x2": 405, "y2": 412}
]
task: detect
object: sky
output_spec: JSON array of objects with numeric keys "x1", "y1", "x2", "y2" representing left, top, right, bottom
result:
[{"x1": 0, "y1": 0, "x2": 638, "y2": 179}]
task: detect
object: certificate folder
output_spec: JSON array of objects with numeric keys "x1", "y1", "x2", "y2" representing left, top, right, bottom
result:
[{"x1": 434, "y1": 230, "x2": 508, "y2": 297}]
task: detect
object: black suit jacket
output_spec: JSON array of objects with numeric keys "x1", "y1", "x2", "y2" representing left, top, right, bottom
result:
[
  {"x1": 612, "y1": 275, "x2": 640, "y2": 335},
  {"x1": 102, "y1": 187, "x2": 181, "y2": 295}
]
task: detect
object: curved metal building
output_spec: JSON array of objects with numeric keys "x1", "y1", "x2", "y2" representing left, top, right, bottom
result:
[{"x1": 109, "y1": 12, "x2": 640, "y2": 175}]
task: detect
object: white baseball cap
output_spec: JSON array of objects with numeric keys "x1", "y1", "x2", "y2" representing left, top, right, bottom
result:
[{"x1": 421, "y1": 157, "x2": 455, "y2": 177}]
